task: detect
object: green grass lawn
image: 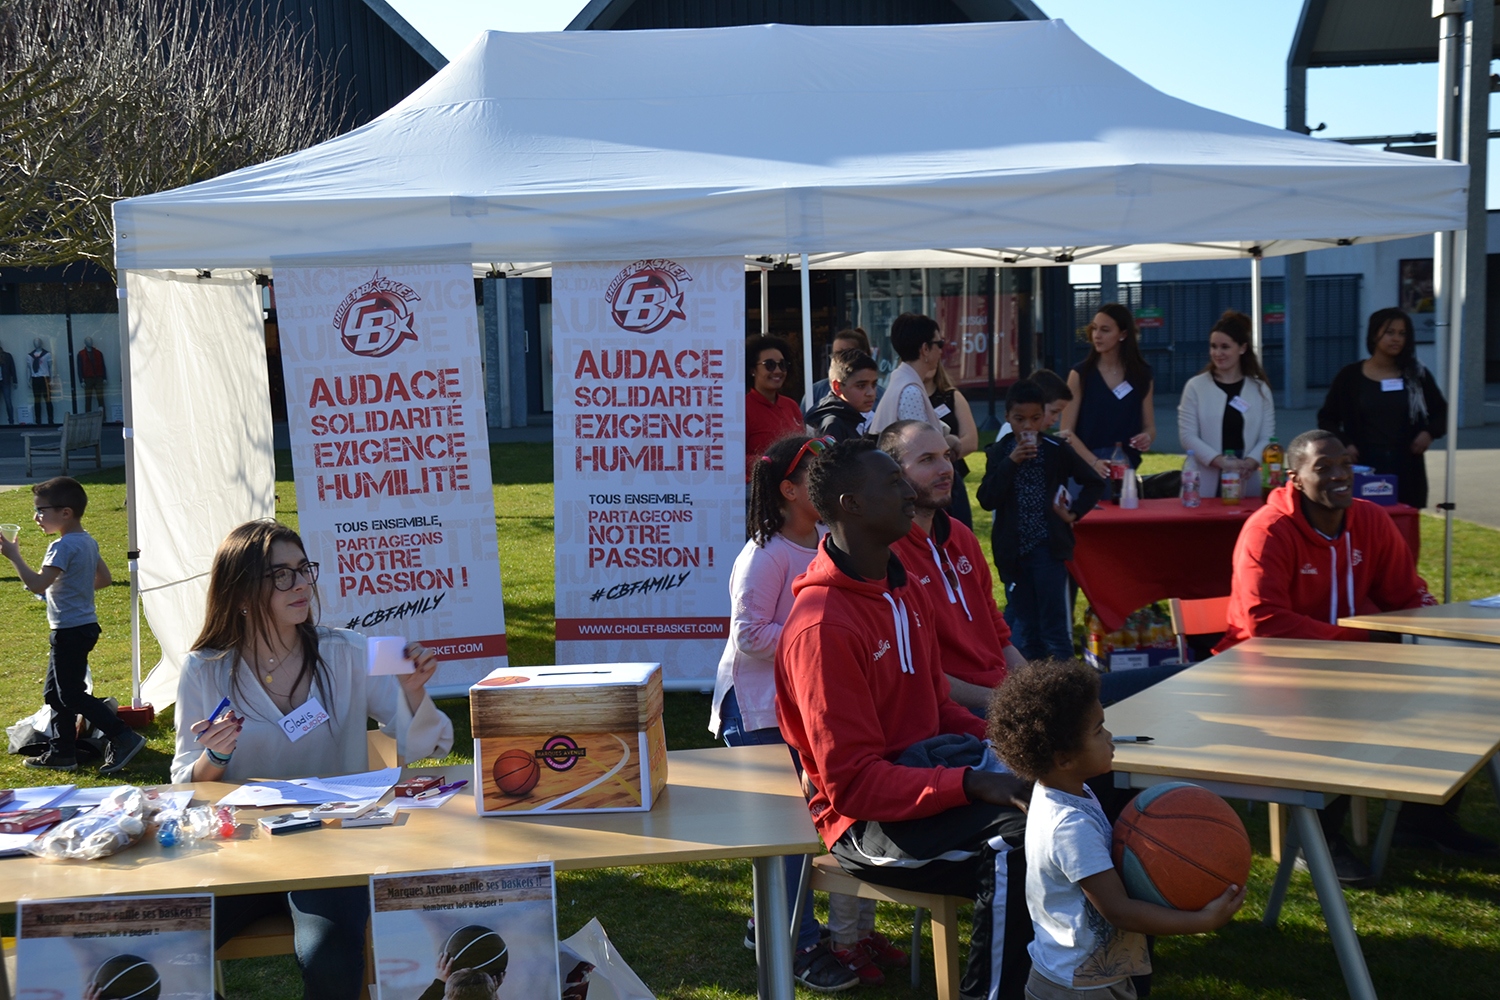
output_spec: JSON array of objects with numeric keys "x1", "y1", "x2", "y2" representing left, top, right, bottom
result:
[{"x1": 0, "y1": 446, "x2": 1497, "y2": 998}]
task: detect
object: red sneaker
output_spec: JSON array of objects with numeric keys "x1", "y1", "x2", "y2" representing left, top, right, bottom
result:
[
  {"x1": 856, "y1": 931, "x2": 909, "y2": 969},
  {"x1": 829, "y1": 944, "x2": 885, "y2": 986}
]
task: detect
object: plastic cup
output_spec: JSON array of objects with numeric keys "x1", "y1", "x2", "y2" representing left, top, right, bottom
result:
[
  {"x1": 1018, "y1": 430, "x2": 1038, "y2": 448},
  {"x1": 0, "y1": 524, "x2": 19, "y2": 543}
]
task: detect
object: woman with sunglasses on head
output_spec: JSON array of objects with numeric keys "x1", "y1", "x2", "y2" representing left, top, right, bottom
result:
[
  {"x1": 745, "y1": 335, "x2": 804, "y2": 481},
  {"x1": 170, "y1": 519, "x2": 453, "y2": 999},
  {"x1": 1061, "y1": 303, "x2": 1156, "y2": 476},
  {"x1": 709, "y1": 435, "x2": 874, "y2": 990}
]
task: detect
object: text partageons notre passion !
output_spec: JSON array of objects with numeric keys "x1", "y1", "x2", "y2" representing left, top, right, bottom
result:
[
  {"x1": 305, "y1": 369, "x2": 470, "y2": 500},
  {"x1": 571, "y1": 348, "x2": 726, "y2": 473},
  {"x1": 327, "y1": 505, "x2": 463, "y2": 599}
]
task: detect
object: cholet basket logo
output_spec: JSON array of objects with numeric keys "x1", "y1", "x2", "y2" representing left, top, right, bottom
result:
[
  {"x1": 605, "y1": 259, "x2": 691, "y2": 334},
  {"x1": 333, "y1": 272, "x2": 421, "y2": 358}
]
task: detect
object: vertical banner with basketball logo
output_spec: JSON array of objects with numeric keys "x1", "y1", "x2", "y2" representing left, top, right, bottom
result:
[
  {"x1": 276, "y1": 262, "x2": 507, "y2": 695},
  {"x1": 552, "y1": 258, "x2": 744, "y2": 688}
]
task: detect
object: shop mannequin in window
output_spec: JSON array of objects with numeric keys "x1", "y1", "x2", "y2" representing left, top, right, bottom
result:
[
  {"x1": 27, "y1": 339, "x2": 54, "y2": 425},
  {"x1": 78, "y1": 337, "x2": 106, "y2": 413},
  {"x1": 0, "y1": 346, "x2": 15, "y2": 424}
]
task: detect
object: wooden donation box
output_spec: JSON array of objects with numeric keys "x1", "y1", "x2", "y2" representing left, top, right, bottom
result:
[{"x1": 469, "y1": 662, "x2": 668, "y2": 816}]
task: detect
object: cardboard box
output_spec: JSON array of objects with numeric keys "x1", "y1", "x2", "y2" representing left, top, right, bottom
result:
[
  {"x1": 469, "y1": 662, "x2": 666, "y2": 816},
  {"x1": 1353, "y1": 473, "x2": 1398, "y2": 506}
]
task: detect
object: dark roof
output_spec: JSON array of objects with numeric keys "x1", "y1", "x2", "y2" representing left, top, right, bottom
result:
[
  {"x1": 568, "y1": 0, "x2": 1047, "y2": 30},
  {"x1": 1290, "y1": 0, "x2": 1500, "y2": 68},
  {"x1": 274, "y1": 0, "x2": 447, "y2": 128}
]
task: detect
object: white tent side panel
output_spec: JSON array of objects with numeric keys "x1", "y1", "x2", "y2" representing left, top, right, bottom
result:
[{"x1": 126, "y1": 269, "x2": 275, "y2": 707}]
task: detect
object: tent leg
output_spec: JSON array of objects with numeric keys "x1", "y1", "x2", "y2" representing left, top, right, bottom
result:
[
  {"x1": 1250, "y1": 250, "x2": 1263, "y2": 362},
  {"x1": 800, "y1": 254, "x2": 814, "y2": 409},
  {"x1": 117, "y1": 274, "x2": 143, "y2": 707},
  {"x1": 1437, "y1": 0, "x2": 1462, "y2": 602},
  {"x1": 760, "y1": 268, "x2": 770, "y2": 336}
]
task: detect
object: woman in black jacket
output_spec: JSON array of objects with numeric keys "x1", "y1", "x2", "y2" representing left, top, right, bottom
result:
[{"x1": 1317, "y1": 307, "x2": 1446, "y2": 508}]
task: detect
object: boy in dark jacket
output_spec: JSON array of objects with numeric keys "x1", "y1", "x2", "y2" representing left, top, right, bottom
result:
[
  {"x1": 805, "y1": 349, "x2": 879, "y2": 441},
  {"x1": 977, "y1": 380, "x2": 1105, "y2": 660}
]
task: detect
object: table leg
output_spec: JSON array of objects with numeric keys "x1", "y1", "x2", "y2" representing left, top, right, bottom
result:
[
  {"x1": 1292, "y1": 805, "x2": 1378, "y2": 1000},
  {"x1": 1262, "y1": 816, "x2": 1301, "y2": 927},
  {"x1": 753, "y1": 856, "x2": 795, "y2": 1000},
  {"x1": 1370, "y1": 800, "x2": 1402, "y2": 882},
  {"x1": 790, "y1": 855, "x2": 811, "y2": 955},
  {"x1": 1488, "y1": 753, "x2": 1500, "y2": 813}
]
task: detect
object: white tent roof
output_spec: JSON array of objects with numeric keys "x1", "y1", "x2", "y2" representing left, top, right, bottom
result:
[{"x1": 113, "y1": 20, "x2": 1468, "y2": 271}]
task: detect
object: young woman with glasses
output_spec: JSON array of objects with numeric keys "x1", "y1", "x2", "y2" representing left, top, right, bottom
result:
[
  {"x1": 745, "y1": 334, "x2": 805, "y2": 480},
  {"x1": 170, "y1": 519, "x2": 453, "y2": 998}
]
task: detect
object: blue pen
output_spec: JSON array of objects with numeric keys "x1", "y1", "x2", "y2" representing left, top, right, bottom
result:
[{"x1": 196, "y1": 697, "x2": 233, "y2": 742}]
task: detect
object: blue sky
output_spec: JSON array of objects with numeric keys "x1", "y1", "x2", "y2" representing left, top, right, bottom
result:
[{"x1": 387, "y1": 0, "x2": 1482, "y2": 193}]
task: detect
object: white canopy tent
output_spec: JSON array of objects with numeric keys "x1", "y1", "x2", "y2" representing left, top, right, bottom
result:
[{"x1": 113, "y1": 19, "x2": 1468, "y2": 709}]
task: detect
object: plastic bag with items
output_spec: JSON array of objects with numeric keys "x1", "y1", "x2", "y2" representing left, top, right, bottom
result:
[{"x1": 27, "y1": 786, "x2": 151, "y2": 860}]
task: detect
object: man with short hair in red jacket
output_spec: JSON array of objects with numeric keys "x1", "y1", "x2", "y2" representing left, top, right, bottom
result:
[
  {"x1": 775, "y1": 438, "x2": 1034, "y2": 1000},
  {"x1": 1218, "y1": 429, "x2": 1492, "y2": 870},
  {"x1": 878, "y1": 420, "x2": 1025, "y2": 710}
]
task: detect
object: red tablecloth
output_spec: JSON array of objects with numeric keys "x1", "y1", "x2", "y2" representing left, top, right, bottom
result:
[{"x1": 1068, "y1": 498, "x2": 1421, "y2": 631}]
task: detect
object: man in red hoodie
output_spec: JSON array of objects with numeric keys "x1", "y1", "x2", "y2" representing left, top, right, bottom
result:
[
  {"x1": 1217, "y1": 429, "x2": 1492, "y2": 871},
  {"x1": 776, "y1": 438, "x2": 1034, "y2": 1000},
  {"x1": 879, "y1": 420, "x2": 1026, "y2": 711},
  {"x1": 1217, "y1": 428, "x2": 1433, "y2": 649}
]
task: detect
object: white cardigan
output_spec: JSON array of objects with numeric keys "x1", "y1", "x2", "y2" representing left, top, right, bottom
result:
[
  {"x1": 1177, "y1": 372, "x2": 1276, "y2": 498},
  {"x1": 171, "y1": 628, "x2": 454, "y2": 783}
]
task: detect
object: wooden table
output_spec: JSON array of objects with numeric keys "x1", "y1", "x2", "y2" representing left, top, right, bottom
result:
[
  {"x1": 1104, "y1": 638, "x2": 1500, "y2": 1000},
  {"x1": 1340, "y1": 603, "x2": 1500, "y2": 646},
  {"x1": 1070, "y1": 498, "x2": 1421, "y2": 631},
  {"x1": 0, "y1": 746, "x2": 819, "y2": 1000}
]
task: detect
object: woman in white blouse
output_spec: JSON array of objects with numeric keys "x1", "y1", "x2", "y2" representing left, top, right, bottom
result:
[
  {"x1": 1177, "y1": 310, "x2": 1276, "y2": 498},
  {"x1": 173, "y1": 520, "x2": 454, "y2": 998}
]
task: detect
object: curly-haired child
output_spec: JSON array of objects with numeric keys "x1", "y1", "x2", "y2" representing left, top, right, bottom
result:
[{"x1": 988, "y1": 661, "x2": 1245, "y2": 999}]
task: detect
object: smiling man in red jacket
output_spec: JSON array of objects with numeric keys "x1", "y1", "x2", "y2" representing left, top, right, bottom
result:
[
  {"x1": 775, "y1": 438, "x2": 1034, "y2": 1000},
  {"x1": 1218, "y1": 429, "x2": 1492, "y2": 871},
  {"x1": 1217, "y1": 428, "x2": 1434, "y2": 650}
]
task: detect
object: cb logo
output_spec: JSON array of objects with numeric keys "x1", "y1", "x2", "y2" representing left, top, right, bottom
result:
[
  {"x1": 333, "y1": 273, "x2": 420, "y2": 358},
  {"x1": 606, "y1": 259, "x2": 691, "y2": 334}
]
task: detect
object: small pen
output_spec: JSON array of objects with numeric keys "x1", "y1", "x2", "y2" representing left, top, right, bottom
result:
[
  {"x1": 415, "y1": 780, "x2": 469, "y2": 800},
  {"x1": 1112, "y1": 736, "x2": 1154, "y2": 743},
  {"x1": 196, "y1": 697, "x2": 233, "y2": 742}
]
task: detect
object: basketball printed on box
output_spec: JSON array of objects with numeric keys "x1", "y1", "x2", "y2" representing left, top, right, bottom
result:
[
  {"x1": 1112, "y1": 782, "x2": 1251, "y2": 911},
  {"x1": 469, "y1": 662, "x2": 667, "y2": 816}
]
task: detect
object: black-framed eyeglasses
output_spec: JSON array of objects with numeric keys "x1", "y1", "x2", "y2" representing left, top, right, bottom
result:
[
  {"x1": 266, "y1": 561, "x2": 319, "y2": 591},
  {"x1": 926, "y1": 339, "x2": 947, "y2": 350},
  {"x1": 759, "y1": 358, "x2": 790, "y2": 372}
]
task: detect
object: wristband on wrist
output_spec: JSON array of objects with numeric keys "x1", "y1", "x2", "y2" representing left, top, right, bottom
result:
[{"x1": 206, "y1": 747, "x2": 232, "y2": 766}]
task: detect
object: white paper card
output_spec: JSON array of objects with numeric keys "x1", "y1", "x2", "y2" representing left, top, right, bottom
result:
[
  {"x1": 1228, "y1": 395, "x2": 1248, "y2": 413},
  {"x1": 217, "y1": 767, "x2": 402, "y2": 808},
  {"x1": 367, "y1": 636, "x2": 413, "y2": 676},
  {"x1": 278, "y1": 697, "x2": 331, "y2": 742},
  {"x1": 1111, "y1": 381, "x2": 1133, "y2": 399},
  {"x1": 1111, "y1": 652, "x2": 1150, "y2": 671},
  {"x1": 1469, "y1": 593, "x2": 1500, "y2": 608},
  {"x1": 933, "y1": 402, "x2": 953, "y2": 418},
  {"x1": 1381, "y1": 378, "x2": 1404, "y2": 392}
]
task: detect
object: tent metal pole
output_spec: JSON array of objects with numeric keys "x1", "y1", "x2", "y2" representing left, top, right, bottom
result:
[
  {"x1": 1249, "y1": 250, "x2": 1263, "y2": 363},
  {"x1": 760, "y1": 268, "x2": 770, "y2": 336},
  {"x1": 116, "y1": 273, "x2": 143, "y2": 707},
  {"x1": 800, "y1": 254, "x2": 814, "y2": 407},
  {"x1": 1437, "y1": 0, "x2": 1463, "y2": 602}
]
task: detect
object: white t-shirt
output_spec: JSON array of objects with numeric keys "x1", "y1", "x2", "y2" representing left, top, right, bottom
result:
[{"x1": 1025, "y1": 783, "x2": 1151, "y2": 989}]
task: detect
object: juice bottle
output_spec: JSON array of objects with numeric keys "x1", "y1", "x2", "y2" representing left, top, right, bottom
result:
[
  {"x1": 1220, "y1": 450, "x2": 1242, "y2": 505},
  {"x1": 1109, "y1": 442, "x2": 1127, "y2": 504},
  {"x1": 1262, "y1": 436, "x2": 1285, "y2": 491}
]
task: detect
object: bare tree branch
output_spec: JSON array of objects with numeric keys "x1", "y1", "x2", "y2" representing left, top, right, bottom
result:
[{"x1": 0, "y1": 0, "x2": 348, "y2": 275}]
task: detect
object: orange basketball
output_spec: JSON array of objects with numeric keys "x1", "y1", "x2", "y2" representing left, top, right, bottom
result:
[
  {"x1": 1112, "y1": 782, "x2": 1251, "y2": 911},
  {"x1": 493, "y1": 748, "x2": 540, "y2": 796}
]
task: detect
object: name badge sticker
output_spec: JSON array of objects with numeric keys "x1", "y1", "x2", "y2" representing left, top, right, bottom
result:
[
  {"x1": 1111, "y1": 381, "x2": 1133, "y2": 400},
  {"x1": 1229, "y1": 396, "x2": 1249, "y2": 413},
  {"x1": 933, "y1": 403, "x2": 953, "y2": 418},
  {"x1": 278, "y1": 697, "x2": 330, "y2": 743},
  {"x1": 1380, "y1": 378, "x2": 1404, "y2": 392}
]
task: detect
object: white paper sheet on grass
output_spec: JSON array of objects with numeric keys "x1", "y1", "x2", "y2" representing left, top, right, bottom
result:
[
  {"x1": 126, "y1": 269, "x2": 275, "y2": 709},
  {"x1": 217, "y1": 767, "x2": 401, "y2": 807}
]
